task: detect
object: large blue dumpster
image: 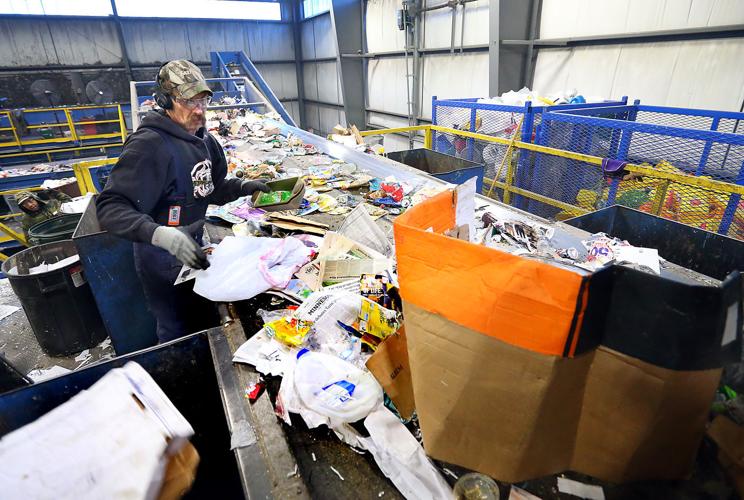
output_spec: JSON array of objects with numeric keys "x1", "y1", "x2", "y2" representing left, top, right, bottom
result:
[{"x1": 72, "y1": 197, "x2": 157, "y2": 354}]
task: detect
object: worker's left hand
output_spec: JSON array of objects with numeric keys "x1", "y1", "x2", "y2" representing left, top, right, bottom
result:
[{"x1": 240, "y1": 179, "x2": 271, "y2": 196}]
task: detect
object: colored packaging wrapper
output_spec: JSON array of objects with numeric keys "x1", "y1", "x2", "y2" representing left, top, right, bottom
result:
[
  {"x1": 256, "y1": 190, "x2": 293, "y2": 206},
  {"x1": 357, "y1": 298, "x2": 399, "y2": 340},
  {"x1": 265, "y1": 317, "x2": 313, "y2": 347}
]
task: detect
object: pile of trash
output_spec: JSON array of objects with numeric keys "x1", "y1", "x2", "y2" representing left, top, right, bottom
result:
[
  {"x1": 0, "y1": 163, "x2": 72, "y2": 178},
  {"x1": 201, "y1": 108, "x2": 445, "y2": 222},
  {"x1": 179, "y1": 108, "x2": 466, "y2": 497},
  {"x1": 476, "y1": 87, "x2": 607, "y2": 107},
  {"x1": 472, "y1": 206, "x2": 663, "y2": 275}
]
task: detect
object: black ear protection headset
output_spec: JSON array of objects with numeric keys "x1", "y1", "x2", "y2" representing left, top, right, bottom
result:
[{"x1": 153, "y1": 62, "x2": 174, "y2": 110}]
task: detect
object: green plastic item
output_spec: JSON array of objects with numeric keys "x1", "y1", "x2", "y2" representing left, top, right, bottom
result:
[
  {"x1": 255, "y1": 190, "x2": 293, "y2": 206},
  {"x1": 251, "y1": 177, "x2": 305, "y2": 211}
]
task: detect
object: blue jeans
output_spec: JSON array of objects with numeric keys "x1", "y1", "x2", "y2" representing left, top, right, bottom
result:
[{"x1": 133, "y1": 242, "x2": 217, "y2": 343}]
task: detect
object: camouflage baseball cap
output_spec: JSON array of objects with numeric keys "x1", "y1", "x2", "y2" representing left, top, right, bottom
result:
[
  {"x1": 15, "y1": 191, "x2": 34, "y2": 205},
  {"x1": 158, "y1": 60, "x2": 212, "y2": 99}
]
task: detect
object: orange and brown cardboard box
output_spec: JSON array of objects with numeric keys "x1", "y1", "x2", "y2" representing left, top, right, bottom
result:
[
  {"x1": 365, "y1": 326, "x2": 415, "y2": 420},
  {"x1": 393, "y1": 188, "x2": 729, "y2": 483}
]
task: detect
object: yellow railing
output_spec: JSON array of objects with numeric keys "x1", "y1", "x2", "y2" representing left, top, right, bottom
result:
[
  {"x1": 362, "y1": 124, "x2": 744, "y2": 231},
  {"x1": 0, "y1": 157, "x2": 116, "y2": 258},
  {"x1": 0, "y1": 104, "x2": 127, "y2": 159}
]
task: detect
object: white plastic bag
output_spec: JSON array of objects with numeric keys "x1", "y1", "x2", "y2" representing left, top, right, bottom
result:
[
  {"x1": 293, "y1": 349, "x2": 382, "y2": 423},
  {"x1": 193, "y1": 236, "x2": 311, "y2": 302}
]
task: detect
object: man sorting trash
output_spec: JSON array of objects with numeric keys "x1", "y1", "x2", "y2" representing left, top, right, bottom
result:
[
  {"x1": 15, "y1": 189, "x2": 72, "y2": 240},
  {"x1": 96, "y1": 59, "x2": 269, "y2": 342}
]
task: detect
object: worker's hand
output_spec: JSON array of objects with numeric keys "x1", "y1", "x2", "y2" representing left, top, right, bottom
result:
[
  {"x1": 151, "y1": 220, "x2": 210, "y2": 270},
  {"x1": 241, "y1": 179, "x2": 271, "y2": 196}
]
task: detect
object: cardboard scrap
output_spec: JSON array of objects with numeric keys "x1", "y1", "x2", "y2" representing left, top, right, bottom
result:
[
  {"x1": 265, "y1": 213, "x2": 329, "y2": 236},
  {"x1": 708, "y1": 415, "x2": 744, "y2": 498},
  {"x1": 365, "y1": 326, "x2": 415, "y2": 420},
  {"x1": 157, "y1": 442, "x2": 200, "y2": 500}
]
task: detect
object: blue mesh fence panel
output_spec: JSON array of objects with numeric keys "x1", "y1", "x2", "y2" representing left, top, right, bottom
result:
[{"x1": 534, "y1": 106, "x2": 744, "y2": 238}]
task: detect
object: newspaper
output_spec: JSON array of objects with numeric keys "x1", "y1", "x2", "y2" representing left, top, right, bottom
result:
[
  {"x1": 317, "y1": 232, "x2": 391, "y2": 286},
  {"x1": 337, "y1": 205, "x2": 393, "y2": 257}
]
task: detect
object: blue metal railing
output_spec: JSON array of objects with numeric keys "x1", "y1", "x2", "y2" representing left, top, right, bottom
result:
[
  {"x1": 211, "y1": 51, "x2": 296, "y2": 127},
  {"x1": 431, "y1": 95, "x2": 628, "y2": 209}
]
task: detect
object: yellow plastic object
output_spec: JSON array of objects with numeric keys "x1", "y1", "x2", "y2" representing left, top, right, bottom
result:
[{"x1": 265, "y1": 317, "x2": 312, "y2": 347}]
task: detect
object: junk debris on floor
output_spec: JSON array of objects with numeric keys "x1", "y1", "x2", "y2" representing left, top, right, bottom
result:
[
  {"x1": 194, "y1": 108, "x2": 739, "y2": 498},
  {"x1": 2, "y1": 104, "x2": 741, "y2": 500}
]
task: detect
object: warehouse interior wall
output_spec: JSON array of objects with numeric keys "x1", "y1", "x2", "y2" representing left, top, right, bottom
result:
[
  {"x1": 0, "y1": 13, "x2": 301, "y2": 122},
  {"x1": 532, "y1": 0, "x2": 744, "y2": 111},
  {"x1": 300, "y1": 11, "x2": 346, "y2": 136},
  {"x1": 363, "y1": 0, "x2": 489, "y2": 151}
]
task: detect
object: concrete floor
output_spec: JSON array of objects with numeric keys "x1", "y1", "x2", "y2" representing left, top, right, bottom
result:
[{"x1": 0, "y1": 277, "x2": 114, "y2": 380}]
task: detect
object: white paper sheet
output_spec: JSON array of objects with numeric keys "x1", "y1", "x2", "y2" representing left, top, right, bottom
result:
[
  {"x1": 454, "y1": 176, "x2": 477, "y2": 243},
  {"x1": 232, "y1": 327, "x2": 292, "y2": 377},
  {"x1": 0, "y1": 362, "x2": 193, "y2": 500},
  {"x1": 556, "y1": 477, "x2": 605, "y2": 500}
]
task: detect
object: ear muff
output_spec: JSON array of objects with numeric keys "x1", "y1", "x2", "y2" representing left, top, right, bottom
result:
[
  {"x1": 154, "y1": 62, "x2": 174, "y2": 110},
  {"x1": 154, "y1": 89, "x2": 173, "y2": 110}
]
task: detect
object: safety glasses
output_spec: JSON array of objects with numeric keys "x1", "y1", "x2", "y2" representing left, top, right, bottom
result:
[{"x1": 176, "y1": 96, "x2": 212, "y2": 110}]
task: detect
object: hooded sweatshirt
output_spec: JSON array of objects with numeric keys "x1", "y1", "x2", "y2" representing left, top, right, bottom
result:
[{"x1": 95, "y1": 110, "x2": 243, "y2": 243}]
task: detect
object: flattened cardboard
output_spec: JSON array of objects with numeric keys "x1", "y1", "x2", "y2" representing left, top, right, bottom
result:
[
  {"x1": 404, "y1": 302, "x2": 721, "y2": 483},
  {"x1": 365, "y1": 326, "x2": 415, "y2": 419},
  {"x1": 573, "y1": 347, "x2": 720, "y2": 482},
  {"x1": 404, "y1": 302, "x2": 589, "y2": 482},
  {"x1": 265, "y1": 213, "x2": 329, "y2": 236}
]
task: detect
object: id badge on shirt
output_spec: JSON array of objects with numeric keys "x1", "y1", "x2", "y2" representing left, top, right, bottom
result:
[{"x1": 168, "y1": 206, "x2": 181, "y2": 226}]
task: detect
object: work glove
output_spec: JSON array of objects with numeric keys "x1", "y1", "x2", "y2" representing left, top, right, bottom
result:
[
  {"x1": 240, "y1": 179, "x2": 271, "y2": 197},
  {"x1": 151, "y1": 220, "x2": 210, "y2": 270}
]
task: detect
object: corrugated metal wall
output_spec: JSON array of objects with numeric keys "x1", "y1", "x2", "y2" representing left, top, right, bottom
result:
[
  {"x1": 0, "y1": 15, "x2": 300, "y2": 120},
  {"x1": 533, "y1": 0, "x2": 744, "y2": 110},
  {"x1": 300, "y1": 12, "x2": 346, "y2": 136},
  {"x1": 0, "y1": 18, "x2": 122, "y2": 67}
]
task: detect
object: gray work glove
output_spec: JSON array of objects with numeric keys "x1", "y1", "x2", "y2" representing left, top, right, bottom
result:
[
  {"x1": 240, "y1": 179, "x2": 271, "y2": 196},
  {"x1": 151, "y1": 220, "x2": 210, "y2": 270}
]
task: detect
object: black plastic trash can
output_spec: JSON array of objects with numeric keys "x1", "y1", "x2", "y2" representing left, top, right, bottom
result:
[
  {"x1": 27, "y1": 213, "x2": 82, "y2": 247},
  {"x1": 1, "y1": 240, "x2": 107, "y2": 356}
]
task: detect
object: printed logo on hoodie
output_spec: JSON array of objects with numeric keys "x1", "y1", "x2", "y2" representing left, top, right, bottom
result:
[{"x1": 191, "y1": 159, "x2": 214, "y2": 198}]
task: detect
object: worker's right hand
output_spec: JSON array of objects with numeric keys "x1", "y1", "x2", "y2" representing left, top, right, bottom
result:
[{"x1": 151, "y1": 221, "x2": 210, "y2": 270}]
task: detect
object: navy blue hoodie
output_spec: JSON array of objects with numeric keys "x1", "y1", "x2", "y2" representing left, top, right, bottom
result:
[{"x1": 96, "y1": 110, "x2": 243, "y2": 243}]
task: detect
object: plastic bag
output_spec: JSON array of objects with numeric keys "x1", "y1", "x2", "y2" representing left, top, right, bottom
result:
[
  {"x1": 293, "y1": 349, "x2": 382, "y2": 423},
  {"x1": 193, "y1": 236, "x2": 311, "y2": 302}
]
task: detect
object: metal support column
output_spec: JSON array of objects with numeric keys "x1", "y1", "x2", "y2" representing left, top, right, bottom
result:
[
  {"x1": 488, "y1": 0, "x2": 500, "y2": 96},
  {"x1": 292, "y1": 0, "x2": 307, "y2": 128},
  {"x1": 109, "y1": 0, "x2": 133, "y2": 82},
  {"x1": 330, "y1": 0, "x2": 366, "y2": 127}
]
